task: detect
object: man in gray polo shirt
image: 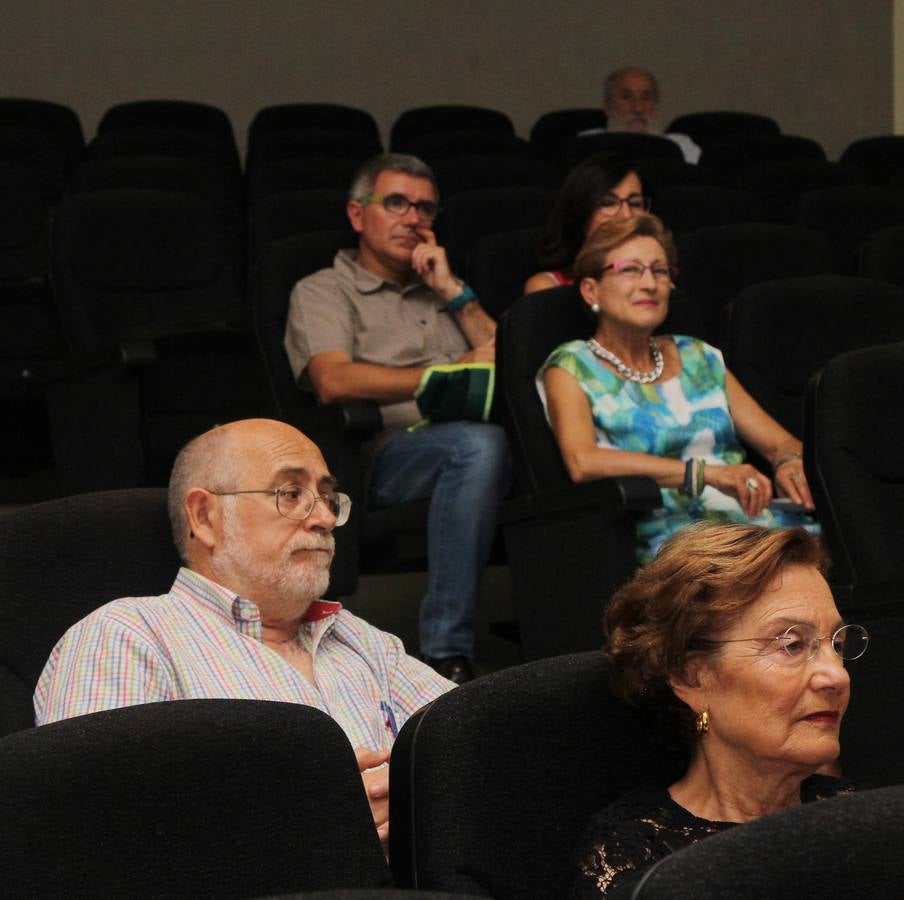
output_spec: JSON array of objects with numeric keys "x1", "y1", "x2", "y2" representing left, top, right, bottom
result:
[{"x1": 283, "y1": 153, "x2": 512, "y2": 684}]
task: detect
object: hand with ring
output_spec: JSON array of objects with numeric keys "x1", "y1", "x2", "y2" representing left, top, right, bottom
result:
[
  {"x1": 774, "y1": 458, "x2": 814, "y2": 510},
  {"x1": 702, "y1": 464, "x2": 772, "y2": 517}
]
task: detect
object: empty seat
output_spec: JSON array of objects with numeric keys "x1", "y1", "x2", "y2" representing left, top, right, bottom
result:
[
  {"x1": 739, "y1": 159, "x2": 866, "y2": 224},
  {"x1": 249, "y1": 188, "x2": 350, "y2": 263},
  {"x1": 408, "y1": 130, "x2": 533, "y2": 163},
  {"x1": 700, "y1": 133, "x2": 825, "y2": 185},
  {"x1": 49, "y1": 189, "x2": 267, "y2": 490},
  {"x1": 248, "y1": 102, "x2": 379, "y2": 157},
  {"x1": 793, "y1": 186, "x2": 904, "y2": 271},
  {"x1": 467, "y1": 227, "x2": 544, "y2": 320},
  {"x1": 666, "y1": 111, "x2": 780, "y2": 149},
  {"x1": 86, "y1": 127, "x2": 241, "y2": 181},
  {"x1": 432, "y1": 154, "x2": 559, "y2": 197},
  {"x1": 840, "y1": 135, "x2": 904, "y2": 186},
  {"x1": 859, "y1": 224, "x2": 904, "y2": 288},
  {"x1": 247, "y1": 127, "x2": 383, "y2": 170},
  {"x1": 725, "y1": 275, "x2": 904, "y2": 439},
  {"x1": 0, "y1": 125, "x2": 73, "y2": 200},
  {"x1": 438, "y1": 186, "x2": 558, "y2": 273},
  {"x1": 0, "y1": 97, "x2": 84, "y2": 173},
  {"x1": 97, "y1": 98, "x2": 238, "y2": 164},
  {"x1": 529, "y1": 107, "x2": 607, "y2": 162},
  {"x1": 390, "y1": 105, "x2": 514, "y2": 153},
  {"x1": 559, "y1": 131, "x2": 682, "y2": 172},
  {"x1": 637, "y1": 156, "x2": 719, "y2": 191},
  {"x1": 677, "y1": 223, "x2": 837, "y2": 346},
  {"x1": 652, "y1": 185, "x2": 762, "y2": 236},
  {"x1": 246, "y1": 156, "x2": 361, "y2": 202},
  {"x1": 804, "y1": 341, "x2": 904, "y2": 587}
]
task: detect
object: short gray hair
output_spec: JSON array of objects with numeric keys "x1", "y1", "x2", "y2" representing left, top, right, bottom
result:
[
  {"x1": 348, "y1": 152, "x2": 439, "y2": 202},
  {"x1": 603, "y1": 67, "x2": 660, "y2": 104},
  {"x1": 167, "y1": 426, "x2": 241, "y2": 563}
]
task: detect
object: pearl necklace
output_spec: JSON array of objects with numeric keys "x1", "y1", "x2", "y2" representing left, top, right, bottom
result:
[{"x1": 586, "y1": 337, "x2": 664, "y2": 384}]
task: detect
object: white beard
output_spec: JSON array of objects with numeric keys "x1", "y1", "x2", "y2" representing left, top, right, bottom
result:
[{"x1": 214, "y1": 509, "x2": 334, "y2": 621}]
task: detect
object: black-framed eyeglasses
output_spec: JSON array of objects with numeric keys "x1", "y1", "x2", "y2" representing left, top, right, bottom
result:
[
  {"x1": 596, "y1": 193, "x2": 652, "y2": 215},
  {"x1": 600, "y1": 259, "x2": 675, "y2": 281},
  {"x1": 695, "y1": 623, "x2": 869, "y2": 668},
  {"x1": 358, "y1": 192, "x2": 440, "y2": 222},
  {"x1": 211, "y1": 483, "x2": 351, "y2": 527}
]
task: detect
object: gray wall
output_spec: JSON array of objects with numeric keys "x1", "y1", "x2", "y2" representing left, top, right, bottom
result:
[{"x1": 0, "y1": 0, "x2": 892, "y2": 159}]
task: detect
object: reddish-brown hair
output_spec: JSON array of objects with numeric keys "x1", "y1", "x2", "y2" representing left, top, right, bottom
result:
[{"x1": 605, "y1": 523, "x2": 827, "y2": 746}]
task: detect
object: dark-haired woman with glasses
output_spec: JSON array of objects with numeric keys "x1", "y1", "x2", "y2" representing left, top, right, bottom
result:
[
  {"x1": 538, "y1": 214, "x2": 816, "y2": 565},
  {"x1": 524, "y1": 153, "x2": 650, "y2": 294},
  {"x1": 570, "y1": 523, "x2": 864, "y2": 897}
]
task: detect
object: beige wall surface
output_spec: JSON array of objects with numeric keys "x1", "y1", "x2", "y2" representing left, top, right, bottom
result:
[{"x1": 0, "y1": 0, "x2": 892, "y2": 159}]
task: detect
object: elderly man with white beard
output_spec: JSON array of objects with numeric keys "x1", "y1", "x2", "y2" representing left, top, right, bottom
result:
[{"x1": 34, "y1": 418, "x2": 454, "y2": 846}]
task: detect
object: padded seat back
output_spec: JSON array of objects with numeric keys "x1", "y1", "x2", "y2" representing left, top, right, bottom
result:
[
  {"x1": 52, "y1": 188, "x2": 246, "y2": 352},
  {"x1": 677, "y1": 223, "x2": 837, "y2": 347},
  {"x1": 0, "y1": 488, "x2": 179, "y2": 736},
  {"x1": 632, "y1": 785, "x2": 904, "y2": 899},
  {"x1": 390, "y1": 652, "x2": 685, "y2": 899},
  {"x1": 666, "y1": 111, "x2": 780, "y2": 149},
  {"x1": 391, "y1": 105, "x2": 514, "y2": 153},
  {"x1": 804, "y1": 342, "x2": 904, "y2": 586},
  {"x1": 727, "y1": 276, "x2": 904, "y2": 438},
  {"x1": 0, "y1": 700, "x2": 392, "y2": 895}
]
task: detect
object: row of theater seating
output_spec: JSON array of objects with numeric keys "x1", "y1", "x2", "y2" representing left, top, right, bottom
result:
[
  {"x1": 1, "y1": 645, "x2": 902, "y2": 895},
  {"x1": 5, "y1": 271, "x2": 904, "y2": 657}
]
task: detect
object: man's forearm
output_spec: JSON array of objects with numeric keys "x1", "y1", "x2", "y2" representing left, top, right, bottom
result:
[
  {"x1": 453, "y1": 301, "x2": 496, "y2": 347},
  {"x1": 312, "y1": 359, "x2": 425, "y2": 405}
]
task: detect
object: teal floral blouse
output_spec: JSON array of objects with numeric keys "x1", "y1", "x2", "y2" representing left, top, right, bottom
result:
[{"x1": 538, "y1": 335, "x2": 816, "y2": 564}]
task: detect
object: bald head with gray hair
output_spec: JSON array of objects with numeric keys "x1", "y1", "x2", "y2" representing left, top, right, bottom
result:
[{"x1": 168, "y1": 426, "x2": 242, "y2": 564}]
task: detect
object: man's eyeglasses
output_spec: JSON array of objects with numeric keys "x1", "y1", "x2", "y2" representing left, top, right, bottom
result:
[
  {"x1": 358, "y1": 193, "x2": 440, "y2": 222},
  {"x1": 601, "y1": 259, "x2": 674, "y2": 281},
  {"x1": 695, "y1": 623, "x2": 869, "y2": 668},
  {"x1": 597, "y1": 193, "x2": 652, "y2": 215},
  {"x1": 212, "y1": 483, "x2": 352, "y2": 527}
]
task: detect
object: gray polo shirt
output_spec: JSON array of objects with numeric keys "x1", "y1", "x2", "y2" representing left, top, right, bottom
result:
[{"x1": 284, "y1": 249, "x2": 470, "y2": 445}]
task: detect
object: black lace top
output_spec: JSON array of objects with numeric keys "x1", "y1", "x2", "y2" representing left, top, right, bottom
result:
[{"x1": 569, "y1": 775, "x2": 856, "y2": 898}]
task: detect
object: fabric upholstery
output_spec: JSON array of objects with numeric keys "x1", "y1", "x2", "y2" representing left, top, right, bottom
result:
[
  {"x1": 632, "y1": 785, "x2": 904, "y2": 899},
  {"x1": 653, "y1": 185, "x2": 762, "y2": 236},
  {"x1": 0, "y1": 488, "x2": 179, "y2": 736},
  {"x1": 390, "y1": 106, "x2": 514, "y2": 153},
  {"x1": 727, "y1": 277, "x2": 904, "y2": 439},
  {"x1": 677, "y1": 223, "x2": 837, "y2": 347},
  {"x1": 840, "y1": 135, "x2": 904, "y2": 186},
  {"x1": 858, "y1": 224, "x2": 904, "y2": 289},
  {"x1": 665, "y1": 111, "x2": 779, "y2": 149},
  {"x1": 0, "y1": 700, "x2": 392, "y2": 896},
  {"x1": 529, "y1": 108, "x2": 606, "y2": 162},
  {"x1": 390, "y1": 652, "x2": 685, "y2": 899},
  {"x1": 699, "y1": 133, "x2": 824, "y2": 185},
  {"x1": 804, "y1": 342, "x2": 904, "y2": 586}
]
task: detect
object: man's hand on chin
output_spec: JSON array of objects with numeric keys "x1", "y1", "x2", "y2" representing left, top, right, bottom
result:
[
  {"x1": 355, "y1": 746, "x2": 391, "y2": 854},
  {"x1": 410, "y1": 226, "x2": 460, "y2": 300}
]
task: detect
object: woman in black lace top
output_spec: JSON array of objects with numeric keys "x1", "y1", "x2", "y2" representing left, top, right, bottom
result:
[{"x1": 570, "y1": 524, "x2": 866, "y2": 897}]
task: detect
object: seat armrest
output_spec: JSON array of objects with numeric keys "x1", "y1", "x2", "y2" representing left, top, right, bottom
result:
[
  {"x1": 499, "y1": 475, "x2": 662, "y2": 524},
  {"x1": 292, "y1": 399, "x2": 383, "y2": 437}
]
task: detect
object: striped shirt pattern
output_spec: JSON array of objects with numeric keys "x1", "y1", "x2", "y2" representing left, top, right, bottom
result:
[{"x1": 34, "y1": 568, "x2": 454, "y2": 749}]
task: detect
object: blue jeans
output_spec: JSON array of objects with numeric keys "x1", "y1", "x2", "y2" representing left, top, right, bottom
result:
[{"x1": 368, "y1": 422, "x2": 512, "y2": 659}]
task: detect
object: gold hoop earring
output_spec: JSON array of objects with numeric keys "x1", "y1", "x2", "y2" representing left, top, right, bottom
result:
[{"x1": 695, "y1": 709, "x2": 709, "y2": 737}]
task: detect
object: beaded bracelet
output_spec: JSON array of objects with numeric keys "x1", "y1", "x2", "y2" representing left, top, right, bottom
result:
[
  {"x1": 444, "y1": 284, "x2": 477, "y2": 312},
  {"x1": 773, "y1": 451, "x2": 803, "y2": 472}
]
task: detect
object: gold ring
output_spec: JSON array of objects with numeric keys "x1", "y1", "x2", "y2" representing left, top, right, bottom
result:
[
  {"x1": 789, "y1": 471, "x2": 801, "y2": 481},
  {"x1": 745, "y1": 477, "x2": 759, "y2": 491}
]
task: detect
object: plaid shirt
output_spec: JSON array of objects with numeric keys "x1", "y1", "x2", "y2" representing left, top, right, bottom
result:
[{"x1": 34, "y1": 568, "x2": 454, "y2": 749}]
